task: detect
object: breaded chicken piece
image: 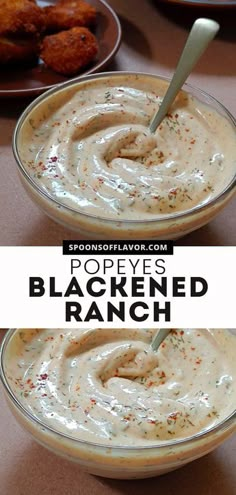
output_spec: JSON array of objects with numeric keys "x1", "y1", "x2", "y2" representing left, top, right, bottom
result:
[
  {"x1": 40, "y1": 26, "x2": 98, "y2": 76},
  {"x1": 43, "y1": 0, "x2": 96, "y2": 33},
  {"x1": 0, "y1": 0, "x2": 45, "y2": 37},
  {"x1": 0, "y1": 0, "x2": 36, "y2": 3},
  {"x1": 0, "y1": 35, "x2": 39, "y2": 64}
]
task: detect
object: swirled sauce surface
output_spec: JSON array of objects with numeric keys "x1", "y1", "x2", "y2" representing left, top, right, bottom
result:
[
  {"x1": 20, "y1": 75, "x2": 236, "y2": 220},
  {"x1": 5, "y1": 329, "x2": 236, "y2": 446}
]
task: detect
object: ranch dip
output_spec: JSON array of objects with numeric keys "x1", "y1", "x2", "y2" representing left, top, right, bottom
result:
[
  {"x1": 20, "y1": 74, "x2": 236, "y2": 220},
  {"x1": 4, "y1": 329, "x2": 236, "y2": 446}
]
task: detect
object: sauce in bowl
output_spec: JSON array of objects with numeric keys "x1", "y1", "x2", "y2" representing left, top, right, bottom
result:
[
  {"x1": 4, "y1": 329, "x2": 236, "y2": 446},
  {"x1": 14, "y1": 73, "x2": 236, "y2": 238},
  {"x1": 19, "y1": 75, "x2": 236, "y2": 221}
]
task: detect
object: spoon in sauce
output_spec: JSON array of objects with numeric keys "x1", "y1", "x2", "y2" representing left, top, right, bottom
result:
[
  {"x1": 149, "y1": 18, "x2": 219, "y2": 133},
  {"x1": 151, "y1": 329, "x2": 171, "y2": 351}
]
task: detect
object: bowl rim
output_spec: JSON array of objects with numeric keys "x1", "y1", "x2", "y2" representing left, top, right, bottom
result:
[
  {"x1": 1, "y1": 329, "x2": 236, "y2": 452},
  {"x1": 12, "y1": 71, "x2": 236, "y2": 226}
]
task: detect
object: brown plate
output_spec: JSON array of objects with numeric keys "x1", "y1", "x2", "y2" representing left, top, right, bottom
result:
[
  {"x1": 0, "y1": 0, "x2": 122, "y2": 97},
  {"x1": 159, "y1": 0, "x2": 236, "y2": 7}
]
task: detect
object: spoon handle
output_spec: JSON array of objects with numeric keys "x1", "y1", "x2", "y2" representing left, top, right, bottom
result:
[
  {"x1": 151, "y1": 329, "x2": 171, "y2": 351},
  {"x1": 150, "y1": 18, "x2": 219, "y2": 133}
]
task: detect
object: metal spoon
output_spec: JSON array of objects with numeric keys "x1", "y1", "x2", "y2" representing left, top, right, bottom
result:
[
  {"x1": 151, "y1": 329, "x2": 171, "y2": 351},
  {"x1": 149, "y1": 18, "x2": 219, "y2": 133}
]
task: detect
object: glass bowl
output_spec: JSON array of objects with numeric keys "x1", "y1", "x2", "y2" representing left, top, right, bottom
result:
[
  {"x1": 13, "y1": 72, "x2": 236, "y2": 240},
  {"x1": 0, "y1": 329, "x2": 235, "y2": 479}
]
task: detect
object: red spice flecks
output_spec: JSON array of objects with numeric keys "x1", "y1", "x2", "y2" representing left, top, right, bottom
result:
[
  {"x1": 38, "y1": 162, "x2": 47, "y2": 171},
  {"x1": 49, "y1": 156, "x2": 58, "y2": 163},
  {"x1": 168, "y1": 412, "x2": 179, "y2": 421},
  {"x1": 39, "y1": 373, "x2": 48, "y2": 381},
  {"x1": 124, "y1": 415, "x2": 132, "y2": 421}
]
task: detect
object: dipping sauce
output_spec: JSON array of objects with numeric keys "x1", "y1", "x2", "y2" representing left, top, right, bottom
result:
[
  {"x1": 19, "y1": 74, "x2": 236, "y2": 221},
  {"x1": 4, "y1": 329, "x2": 236, "y2": 447}
]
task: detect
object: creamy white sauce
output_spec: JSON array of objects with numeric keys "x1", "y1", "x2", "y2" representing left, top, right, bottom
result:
[
  {"x1": 20, "y1": 75, "x2": 236, "y2": 220},
  {"x1": 5, "y1": 329, "x2": 236, "y2": 447}
]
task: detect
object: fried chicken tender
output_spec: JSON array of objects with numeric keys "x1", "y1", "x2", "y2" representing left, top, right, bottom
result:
[
  {"x1": 43, "y1": 0, "x2": 96, "y2": 33},
  {"x1": 0, "y1": 0, "x2": 36, "y2": 3},
  {"x1": 0, "y1": 0, "x2": 45, "y2": 37},
  {"x1": 40, "y1": 26, "x2": 98, "y2": 76},
  {"x1": 0, "y1": 35, "x2": 39, "y2": 64}
]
